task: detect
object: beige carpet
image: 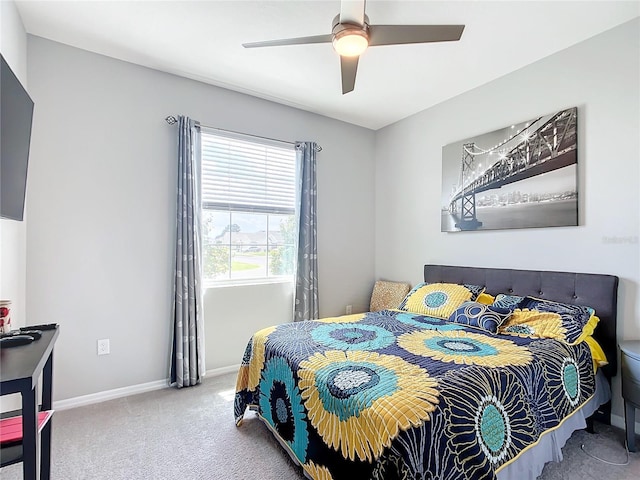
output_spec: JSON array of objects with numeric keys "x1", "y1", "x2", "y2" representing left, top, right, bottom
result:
[{"x1": 2, "y1": 372, "x2": 638, "y2": 479}]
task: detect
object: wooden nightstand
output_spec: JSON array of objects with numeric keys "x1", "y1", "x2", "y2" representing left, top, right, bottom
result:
[{"x1": 620, "y1": 340, "x2": 640, "y2": 452}]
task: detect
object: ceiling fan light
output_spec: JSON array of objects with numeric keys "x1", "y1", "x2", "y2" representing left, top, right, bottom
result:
[{"x1": 332, "y1": 30, "x2": 368, "y2": 57}]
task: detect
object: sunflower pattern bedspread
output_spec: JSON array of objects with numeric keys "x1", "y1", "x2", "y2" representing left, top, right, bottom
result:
[{"x1": 234, "y1": 309, "x2": 595, "y2": 480}]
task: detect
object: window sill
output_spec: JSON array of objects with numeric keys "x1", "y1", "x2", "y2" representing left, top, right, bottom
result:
[{"x1": 204, "y1": 277, "x2": 294, "y2": 290}]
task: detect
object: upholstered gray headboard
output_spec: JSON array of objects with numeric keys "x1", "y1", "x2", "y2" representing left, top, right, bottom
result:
[{"x1": 423, "y1": 264, "x2": 619, "y2": 379}]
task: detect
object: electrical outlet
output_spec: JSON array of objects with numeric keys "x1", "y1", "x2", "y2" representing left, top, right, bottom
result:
[
  {"x1": 345, "y1": 304, "x2": 353, "y2": 315},
  {"x1": 97, "y1": 339, "x2": 110, "y2": 356}
]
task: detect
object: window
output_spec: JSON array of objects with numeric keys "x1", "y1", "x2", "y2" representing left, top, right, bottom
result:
[{"x1": 200, "y1": 128, "x2": 296, "y2": 283}]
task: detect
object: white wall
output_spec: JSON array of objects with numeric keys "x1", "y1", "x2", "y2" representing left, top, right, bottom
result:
[
  {"x1": 204, "y1": 282, "x2": 294, "y2": 369},
  {"x1": 0, "y1": 0, "x2": 29, "y2": 412},
  {"x1": 26, "y1": 36, "x2": 375, "y2": 401},
  {"x1": 374, "y1": 19, "x2": 640, "y2": 421}
]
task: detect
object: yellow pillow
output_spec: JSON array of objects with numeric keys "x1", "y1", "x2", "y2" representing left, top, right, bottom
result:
[
  {"x1": 476, "y1": 292, "x2": 495, "y2": 305},
  {"x1": 398, "y1": 283, "x2": 478, "y2": 319},
  {"x1": 517, "y1": 297, "x2": 597, "y2": 345},
  {"x1": 499, "y1": 308, "x2": 600, "y2": 346},
  {"x1": 584, "y1": 335, "x2": 608, "y2": 372},
  {"x1": 498, "y1": 309, "x2": 568, "y2": 341},
  {"x1": 574, "y1": 314, "x2": 600, "y2": 345}
]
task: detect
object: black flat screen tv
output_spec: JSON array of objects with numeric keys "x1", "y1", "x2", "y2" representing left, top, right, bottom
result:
[{"x1": 1, "y1": 53, "x2": 34, "y2": 221}]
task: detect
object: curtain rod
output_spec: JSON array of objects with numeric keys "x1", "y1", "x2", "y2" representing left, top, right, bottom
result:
[{"x1": 165, "y1": 115, "x2": 322, "y2": 152}]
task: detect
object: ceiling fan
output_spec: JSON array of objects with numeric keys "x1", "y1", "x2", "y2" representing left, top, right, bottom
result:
[{"x1": 242, "y1": 0, "x2": 465, "y2": 94}]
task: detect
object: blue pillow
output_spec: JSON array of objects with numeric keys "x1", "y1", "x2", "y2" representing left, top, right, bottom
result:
[
  {"x1": 462, "y1": 284, "x2": 486, "y2": 300},
  {"x1": 448, "y1": 301, "x2": 512, "y2": 334},
  {"x1": 519, "y1": 296, "x2": 595, "y2": 316},
  {"x1": 492, "y1": 293, "x2": 524, "y2": 311}
]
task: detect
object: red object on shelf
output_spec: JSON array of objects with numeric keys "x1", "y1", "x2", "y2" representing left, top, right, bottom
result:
[{"x1": 0, "y1": 410, "x2": 53, "y2": 445}]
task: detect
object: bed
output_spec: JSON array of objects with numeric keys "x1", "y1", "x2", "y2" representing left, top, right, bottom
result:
[{"x1": 234, "y1": 264, "x2": 619, "y2": 480}]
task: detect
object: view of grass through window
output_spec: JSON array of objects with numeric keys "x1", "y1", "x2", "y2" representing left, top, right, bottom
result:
[
  {"x1": 202, "y1": 210, "x2": 295, "y2": 281},
  {"x1": 200, "y1": 128, "x2": 297, "y2": 283}
]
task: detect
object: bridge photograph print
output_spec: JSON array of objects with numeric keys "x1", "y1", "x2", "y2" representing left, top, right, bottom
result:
[{"x1": 441, "y1": 107, "x2": 578, "y2": 232}]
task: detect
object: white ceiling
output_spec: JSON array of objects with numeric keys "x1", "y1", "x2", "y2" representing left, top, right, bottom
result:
[{"x1": 14, "y1": 0, "x2": 640, "y2": 130}]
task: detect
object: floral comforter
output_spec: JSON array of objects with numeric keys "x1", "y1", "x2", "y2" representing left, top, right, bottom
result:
[{"x1": 234, "y1": 309, "x2": 595, "y2": 480}]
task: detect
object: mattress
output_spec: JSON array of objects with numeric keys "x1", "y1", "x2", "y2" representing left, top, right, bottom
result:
[{"x1": 235, "y1": 309, "x2": 601, "y2": 479}]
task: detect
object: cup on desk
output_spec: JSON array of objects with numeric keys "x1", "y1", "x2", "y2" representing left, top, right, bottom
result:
[{"x1": 0, "y1": 300, "x2": 11, "y2": 334}]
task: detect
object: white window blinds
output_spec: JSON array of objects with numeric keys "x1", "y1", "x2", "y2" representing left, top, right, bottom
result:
[{"x1": 201, "y1": 129, "x2": 296, "y2": 215}]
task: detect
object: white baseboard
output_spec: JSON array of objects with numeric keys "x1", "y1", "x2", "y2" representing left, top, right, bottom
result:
[
  {"x1": 205, "y1": 364, "x2": 240, "y2": 377},
  {"x1": 53, "y1": 364, "x2": 241, "y2": 411},
  {"x1": 610, "y1": 413, "x2": 640, "y2": 435},
  {"x1": 53, "y1": 379, "x2": 168, "y2": 411}
]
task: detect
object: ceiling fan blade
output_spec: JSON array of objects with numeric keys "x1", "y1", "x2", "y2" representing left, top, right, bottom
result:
[
  {"x1": 243, "y1": 34, "x2": 332, "y2": 49},
  {"x1": 340, "y1": 55, "x2": 359, "y2": 94},
  {"x1": 339, "y1": 0, "x2": 366, "y2": 25},
  {"x1": 368, "y1": 25, "x2": 465, "y2": 46}
]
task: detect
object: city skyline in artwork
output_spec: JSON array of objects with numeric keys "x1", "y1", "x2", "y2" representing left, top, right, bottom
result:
[{"x1": 441, "y1": 107, "x2": 578, "y2": 232}]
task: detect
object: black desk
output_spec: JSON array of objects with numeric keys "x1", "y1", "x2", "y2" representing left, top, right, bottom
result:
[{"x1": 0, "y1": 327, "x2": 59, "y2": 480}]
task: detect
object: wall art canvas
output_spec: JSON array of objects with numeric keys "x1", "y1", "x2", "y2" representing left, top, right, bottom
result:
[{"x1": 441, "y1": 107, "x2": 578, "y2": 232}]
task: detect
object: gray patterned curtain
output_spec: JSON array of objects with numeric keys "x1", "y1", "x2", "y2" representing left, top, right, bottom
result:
[
  {"x1": 294, "y1": 142, "x2": 319, "y2": 321},
  {"x1": 171, "y1": 116, "x2": 205, "y2": 387}
]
